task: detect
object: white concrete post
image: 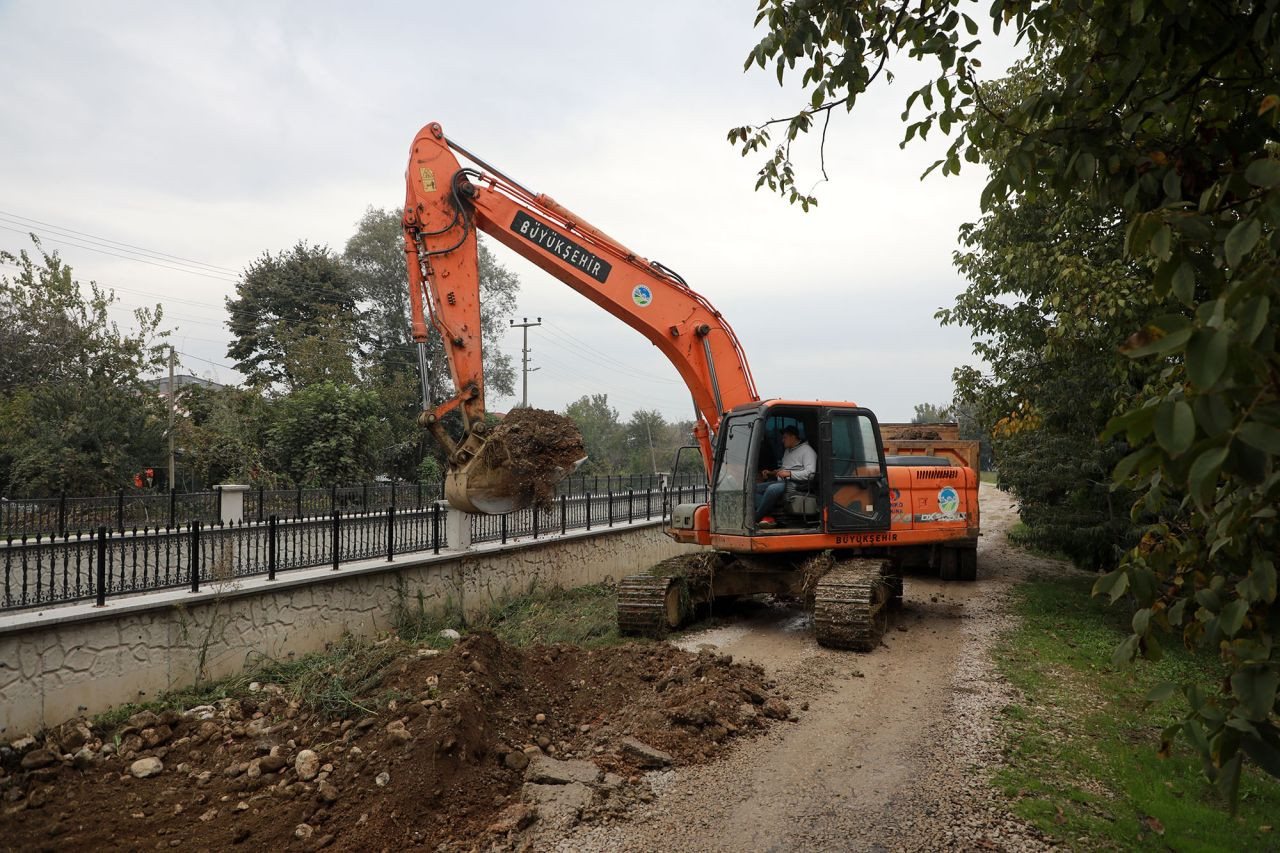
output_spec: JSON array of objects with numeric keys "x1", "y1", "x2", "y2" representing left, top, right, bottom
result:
[
  {"x1": 443, "y1": 502, "x2": 471, "y2": 551},
  {"x1": 216, "y1": 485, "x2": 250, "y2": 524}
]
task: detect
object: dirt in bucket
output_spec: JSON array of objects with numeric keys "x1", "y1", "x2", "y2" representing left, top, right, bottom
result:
[{"x1": 476, "y1": 408, "x2": 586, "y2": 509}]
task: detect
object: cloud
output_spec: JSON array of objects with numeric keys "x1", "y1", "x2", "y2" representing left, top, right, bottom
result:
[{"x1": 0, "y1": 0, "x2": 1022, "y2": 422}]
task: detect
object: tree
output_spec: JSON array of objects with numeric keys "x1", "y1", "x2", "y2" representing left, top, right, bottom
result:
[
  {"x1": 343, "y1": 208, "x2": 518, "y2": 480},
  {"x1": 911, "y1": 402, "x2": 952, "y2": 424},
  {"x1": 266, "y1": 382, "x2": 390, "y2": 486},
  {"x1": 226, "y1": 242, "x2": 362, "y2": 389},
  {"x1": 173, "y1": 384, "x2": 277, "y2": 490},
  {"x1": 739, "y1": 0, "x2": 1280, "y2": 793},
  {"x1": 564, "y1": 394, "x2": 626, "y2": 475},
  {"x1": 0, "y1": 237, "x2": 168, "y2": 495}
]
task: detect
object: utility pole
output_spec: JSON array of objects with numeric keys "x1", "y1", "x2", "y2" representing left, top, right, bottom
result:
[
  {"x1": 644, "y1": 418, "x2": 659, "y2": 475},
  {"x1": 510, "y1": 316, "x2": 542, "y2": 407},
  {"x1": 167, "y1": 346, "x2": 177, "y2": 490}
]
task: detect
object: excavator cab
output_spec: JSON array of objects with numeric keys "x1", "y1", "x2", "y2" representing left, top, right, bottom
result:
[{"x1": 710, "y1": 402, "x2": 891, "y2": 537}]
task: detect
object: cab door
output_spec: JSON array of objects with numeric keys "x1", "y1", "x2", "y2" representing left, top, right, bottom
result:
[
  {"x1": 819, "y1": 408, "x2": 891, "y2": 532},
  {"x1": 710, "y1": 413, "x2": 758, "y2": 534}
]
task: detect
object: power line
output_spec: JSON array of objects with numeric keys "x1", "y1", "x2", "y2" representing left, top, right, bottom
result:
[
  {"x1": 0, "y1": 224, "x2": 240, "y2": 283},
  {"x1": 0, "y1": 210, "x2": 240, "y2": 275}
]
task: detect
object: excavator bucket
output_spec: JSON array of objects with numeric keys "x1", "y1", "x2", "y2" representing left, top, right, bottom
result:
[
  {"x1": 445, "y1": 451, "x2": 586, "y2": 514},
  {"x1": 439, "y1": 408, "x2": 589, "y2": 514}
]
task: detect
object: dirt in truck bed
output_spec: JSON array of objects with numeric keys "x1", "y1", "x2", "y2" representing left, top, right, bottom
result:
[
  {"x1": 480, "y1": 407, "x2": 586, "y2": 509},
  {"x1": 0, "y1": 633, "x2": 792, "y2": 852}
]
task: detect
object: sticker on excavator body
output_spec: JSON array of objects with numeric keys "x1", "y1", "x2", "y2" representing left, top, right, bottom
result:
[
  {"x1": 510, "y1": 211, "x2": 612, "y2": 283},
  {"x1": 419, "y1": 167, "x2": 437, "y2": 192},
  {"x1": 632, "y1": 285, "x2": 652, "y2": 307}
]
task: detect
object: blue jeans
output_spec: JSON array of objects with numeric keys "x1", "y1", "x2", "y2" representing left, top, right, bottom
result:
[{"x1": 755, "y1": 480, "x2": 786, "y2": 522}]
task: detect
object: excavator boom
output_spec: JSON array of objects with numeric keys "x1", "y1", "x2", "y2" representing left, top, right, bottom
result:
[{"x1": 403, "y1": 121, "x2": 759, "y2": 510}]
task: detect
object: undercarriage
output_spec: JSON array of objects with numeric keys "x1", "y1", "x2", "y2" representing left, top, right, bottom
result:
[{"x1": 617, "y1": 542, "x2": 977, "y2": 651}]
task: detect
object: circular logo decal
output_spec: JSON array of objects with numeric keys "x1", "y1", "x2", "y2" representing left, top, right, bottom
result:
[
  {"x1": 937, "y1": 486, "x2": 960, "y2": 514},
  {"x1": 631, "y1": 285, "x2": 652, "y2": 307}
]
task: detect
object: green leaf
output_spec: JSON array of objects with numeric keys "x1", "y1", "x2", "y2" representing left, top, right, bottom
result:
[
  {"x1": 1171, "y1": 263, "x2": 1195, "y2": 304},
  {"x1": 1111, "y1": 633, "x2": 1139, "y2": 666},
  {"x1": 1219, "y1": 598, "x2": 1248, "y2": 636},
  {"x1": 1185, "y1": 329, "x2": 1228, "y2": 389},
  {"x1": 1236, "y1": 557, "x2": 1278, "y2": 604},
  {"x1": 1241, "y1": 731, "x2": 1280, "y2": 778},
  {"x1": 1231, "y1": 667, "x2": 1280, "y2": 721},
  {"x1": 1225, "y1": 218, "x2": 1261, "y2": 267},
  {"x1": 1145, "y1": 682, "x2": 1177, "y2": 704},
  {"x1": 1154, "y1": 400, "x2": 1195, "y2": 455},
  {"x1": 1239, "y1": 422, "x2": 1280, "y2": 454},
  {"x1": 1189, "y1": 445, "x2": 1228, "y2": 508},
  {"x1": 1123, "y1": 326, "x2": 1192, "y2": 359},
  {"x1": 1093, "y1": 567, "x2": 1129, "y2": 603},
  {"x1": 1244, "y1": 158, "x2": 1280, "y2": 189}
]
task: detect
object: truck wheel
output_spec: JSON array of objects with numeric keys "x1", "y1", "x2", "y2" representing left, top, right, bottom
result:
[
  {"x1": 958, "y1": 545, "x2": 978, "y2": 581},
  {"x1": 937, "y1": 547, "x2": 960, "y2": 581}
]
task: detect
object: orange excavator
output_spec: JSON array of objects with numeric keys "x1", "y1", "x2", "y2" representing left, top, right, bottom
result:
[{"x1": 403, "y1": 122, "x2": 980, "y2": 650}]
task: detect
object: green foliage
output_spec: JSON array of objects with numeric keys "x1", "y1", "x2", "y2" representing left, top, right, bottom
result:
[
  {"x1": 0, "y1": 237, "x2": 168, "y2": 495},
  {"x1": 997, "y1": 571, "x2": 1280, "y2": 848},
  {"x1": 911, "y1": 402, "x2": 952, "y2": 424},
  {"x1": 561, "y1": 395, "x2": 694, "y2": 476},
  {"x1": 740, "y1": 0, "x2": 1279, "y2": 790},
  {"x1": 225, "y1": 241, "x2": 361, "y2": 389},
  {"x1": 267, "y1": 381, "x2": 390, "y2": 486},
  {"x1": 342, "y1": 208, "x2": 518, "y2": 480},
  {"x1": 173, "y1": 384, "x2": 276, "y2": 489}
]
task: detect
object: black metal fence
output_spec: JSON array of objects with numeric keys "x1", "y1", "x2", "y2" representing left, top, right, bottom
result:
[
  {"x1": 0, "y1": 475, "x2": 696, "y2": 537},
  {"x1": 1, "y1": 506, "x2": 446, "y2": 613},
  {"x1": 0, "y1": 474, "x2": 710, "y2": 613}
]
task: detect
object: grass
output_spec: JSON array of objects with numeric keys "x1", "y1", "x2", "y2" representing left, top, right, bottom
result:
[
  {"x1": 1006, "y1": 521, "x2": 1073, "y2": 562},
  {"x1": 92, "y1": 581, "x2": 629, "y2": 733},
  {"x1": 980, "y1": 470, "x2": 999, "y2": 484},
  {"x1": 995, "y1": 570, "x2": 1280, "y2": 850},
  {"x1": 394, "y1": 581, "x2": 625, "y2": 649}
]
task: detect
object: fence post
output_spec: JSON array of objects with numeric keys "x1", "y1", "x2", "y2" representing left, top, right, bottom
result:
[
  {"x1": 607, "y1": 490, "x2": 613, "y2": 527},
  {"x1": 189, "y1": 521, "x2": 200, "y2": 593},
  {"x1": 646, "y1": 487, "x2": 652, "y2": 520},
  {"x1": 332, "y1": 511, "x2": 341, "y2": 571},
  {"x1": 432, "y1": 502, "x2": 440, "y2": 554},
  {"x1": 387, "y1": 505, "x2": 396, "y2": 562},
  {"x1": 57, "y1": 492, "x2": 67, "y2": 536},
  {"x1": 116, "y1": 489, "x2": 125, "y2": 532},
  {"x1": 628, "y1": 489, "x2": 634, "y2": 524},
  {"x1": 268, "y1": 515, "x2": 278, "y2": 580},
  {"x1": 560, "y1": 494, "x2": 567, "y2": 535},
  {"x1": 500, "y1": 512, "x2": 508, "y2": 545},
  {"x1": 532, "y1": 504, "x2": 539, "y2": 540},
  {"x1": 586, "y1": 492, "x2": 592, "y2": 531},
  {"x1": 95, "y1": 526, "x2": 107, "y2": 607}
]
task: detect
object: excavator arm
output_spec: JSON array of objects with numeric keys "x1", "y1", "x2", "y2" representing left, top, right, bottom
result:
[{"x1": 403, "y1": 121, "x2": 759, "y2": 510}]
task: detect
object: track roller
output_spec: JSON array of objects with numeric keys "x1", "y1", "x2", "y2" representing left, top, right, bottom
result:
[
  {"x1": 813, "y1": 558, "x2": 892, "y2": 652},
  {"x1": 617, "y1": 574, "x2": 688, "y2": 637}
]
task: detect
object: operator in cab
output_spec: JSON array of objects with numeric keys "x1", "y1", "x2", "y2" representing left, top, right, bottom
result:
[{"x1": 755, "y1": 425, "x2": 817, "y2": 528}]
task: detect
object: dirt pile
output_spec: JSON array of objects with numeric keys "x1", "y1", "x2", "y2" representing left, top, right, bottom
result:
[
  {"x1": 479, "y1": 407, "x2": 585, "y2": 509},
  {"x1": 0, "y1": 633, "x2": 790, "y2": 852},
  {"x1": 893, "y1": 426, "x2": 943, "y2": 440}
]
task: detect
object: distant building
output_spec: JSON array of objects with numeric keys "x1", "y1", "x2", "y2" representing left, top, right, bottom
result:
[{"x1": 148, "y1": 374, "x2": 227, "y2": 398}]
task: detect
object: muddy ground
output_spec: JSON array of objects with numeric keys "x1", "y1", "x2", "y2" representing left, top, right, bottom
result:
[{"x1": 2, "y1": 484, "x2": 1052, "y2": 851}]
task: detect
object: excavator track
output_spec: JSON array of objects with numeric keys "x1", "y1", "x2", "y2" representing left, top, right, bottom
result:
[
  {"x1": 617, "y1": 573, "x2": 687, "y2": 638},
  {"x1": 812, "y1": 558, "x2": 892, "y2": 651}
]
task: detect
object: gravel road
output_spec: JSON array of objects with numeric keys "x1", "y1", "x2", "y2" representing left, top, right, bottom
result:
[{"x1": 543, "y1": 484, "x2": 1060, "y2": 852}]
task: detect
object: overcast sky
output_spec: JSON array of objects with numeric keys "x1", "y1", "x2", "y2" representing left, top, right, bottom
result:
[{"x1": 0, "y1": 1, "x2": 1022, "y2": 423}]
